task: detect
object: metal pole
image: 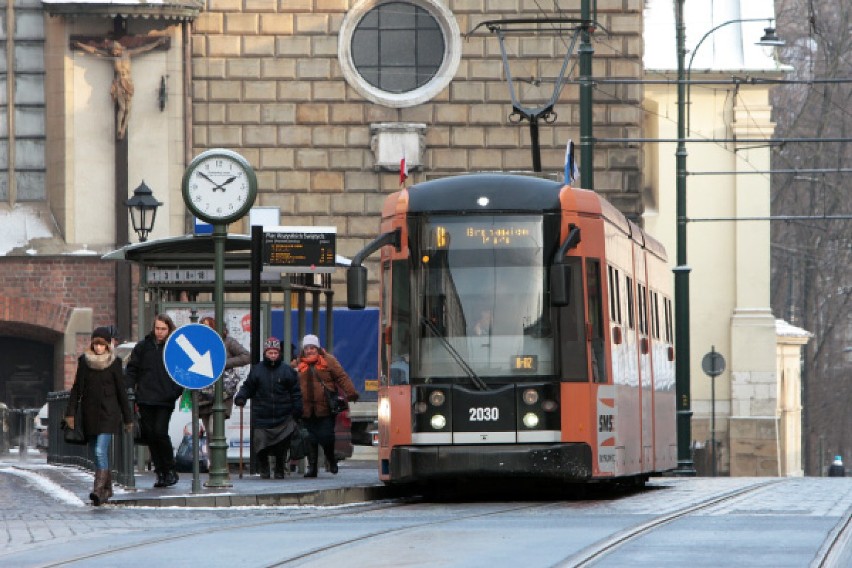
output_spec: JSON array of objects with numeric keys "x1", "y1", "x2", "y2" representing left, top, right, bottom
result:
[
  {"x1": 191, "y1": 390, "x2": 201, "y2": 492},
  {"x1": 579, "y1": 0, "x2": 594, "y2": 189},
  {"x1": 206, "y1": 223, "x2": 230, "y2": 487},
  {"x1": 674, "y1": 0, "x2": 695, "y2": 475}
]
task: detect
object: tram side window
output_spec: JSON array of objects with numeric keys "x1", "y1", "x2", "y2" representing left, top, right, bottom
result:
[
  {"x1": 637, "y1": 283, "x2": 648, "y2": 336},
  {"x1": 607, "y1": 266, "x2": 622, "y2": 325},
  {"x1": 651, "y1": 291, "x2": 661, "y2": 339},
  {"x1": 626, "y1": 276, "x2": 635, "y2": 329},
  {"x1": 390, "y1": 259, "x2": 412, "y2": 385},
  {"x1": 558, "y1": 257, "x2": 587, "y2": 380},
  {"x1": 663, "y1": 297, "x2": 673, "y2": 343},
  {"x1": 587, "y1": 259, "x2": 606, "y2": 383}
]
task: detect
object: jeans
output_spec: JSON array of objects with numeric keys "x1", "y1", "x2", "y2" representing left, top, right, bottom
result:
[{"x1": 89, "y1": 434, "x2": 113, "y2": 470}]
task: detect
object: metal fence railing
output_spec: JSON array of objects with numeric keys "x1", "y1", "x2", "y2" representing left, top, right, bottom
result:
[
  {"x1": 46, "y1": 391, "x2": 136, "y2": 488},
  {"x1": 0, "y1": 405, "x2": 40, "y2": 456}
]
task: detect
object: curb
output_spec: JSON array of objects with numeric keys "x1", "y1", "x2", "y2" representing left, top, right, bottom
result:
[{"x1": 108, "y1": 484, "x2": 403, "y2": 507}]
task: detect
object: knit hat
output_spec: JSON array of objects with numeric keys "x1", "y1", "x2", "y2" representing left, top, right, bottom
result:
[
  {"x1": 92, "y1": 326, "x2": 112, "y2": 344},
  {"x1": 264, "y1": 337, "x2": 281, "y2": 352},
  {"x1": 301, "y1": 334, "x2": 321, "y2": 349}
]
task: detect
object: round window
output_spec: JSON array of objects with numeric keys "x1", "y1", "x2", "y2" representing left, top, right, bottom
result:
[{"x1": 339, "y1": 0, "x2": 461, "y2": 107}]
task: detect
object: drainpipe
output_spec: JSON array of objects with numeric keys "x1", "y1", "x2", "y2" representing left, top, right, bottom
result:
[{"x1": 6, "y1": 0, "x2": 16, "y2": 204}]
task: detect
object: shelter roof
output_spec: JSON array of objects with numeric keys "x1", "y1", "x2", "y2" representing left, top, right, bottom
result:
[{"x1": 42, "y1": 0, "x2": 203, "y2": 20}]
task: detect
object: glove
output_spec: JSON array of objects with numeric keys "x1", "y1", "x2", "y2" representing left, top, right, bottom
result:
[
  {"x1": 349, "y1": 392, "x2": 360, "y2": 403},
  {"x1": 234, "y1": 397, "x2": 246, "y2": 407}
]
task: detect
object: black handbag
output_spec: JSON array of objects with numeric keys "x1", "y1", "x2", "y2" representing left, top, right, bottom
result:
[
  {"x1": 324, "y1": 387, "x2": 348, "y2": 416},
  {"x1": 132, "y1": 409, "x2": 145, "y2": 445},
  {"x1": 62, "y1": 397, "x2": 87, "y2": 445},
  {"x1": 289, "y1": 424, "x2": 308, "y2": 461}
]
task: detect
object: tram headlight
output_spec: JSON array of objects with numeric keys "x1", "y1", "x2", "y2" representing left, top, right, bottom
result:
[
  {"x1": 414, "y1": 401, "x2": 429, "y2": 414},
  {"x1": 522, "y1": 412, "x2": 540, "y2": 428},
  {"x1": 522, "y1": 389, "x2": 539, "y2": 405},
  {"x1": 430, "y1": 414, "x2": 447, "y2": 430},
  {"x1": 429, "y1": 390, "x2": 446, "y2": 407},
  {"x1": 541, "y1": 399, "x2": 558, "y2": 412}
]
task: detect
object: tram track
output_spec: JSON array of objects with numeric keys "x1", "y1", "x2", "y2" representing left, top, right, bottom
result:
[
  {"x1": 559, "y1": 479, "x2": 784, "y2": 567},
  {"x1": 811, "y1": 500, "x2": 852, "y2": 568},
  {"x1": 29, "y1": 497, "x2": 561, "y2": 567}
]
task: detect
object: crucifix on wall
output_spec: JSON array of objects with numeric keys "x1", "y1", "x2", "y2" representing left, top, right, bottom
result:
[
  {"x1": 70, "y1": 19, "x2": 172, "y2": 342},
  {"x1": 70, "y1": 34, "x2": 170, "y2": 140}
]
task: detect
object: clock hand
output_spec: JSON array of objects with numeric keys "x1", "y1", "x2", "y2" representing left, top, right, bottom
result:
[{"x1": 219, "y1": 176, "x2": 237, "y2": 187}]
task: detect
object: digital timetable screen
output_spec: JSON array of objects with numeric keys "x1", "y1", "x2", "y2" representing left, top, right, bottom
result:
[{"x1": 263, "y1": 227, "x2": 336, "y2": 268}]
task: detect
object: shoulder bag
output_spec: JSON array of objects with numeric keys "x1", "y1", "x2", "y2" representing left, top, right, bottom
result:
[
  {"x1": 62, "y1": 374, "x2": 87, "y2": 445},
  {"x1": 314, "y1": 369, "x2": 348, "y2": 416}
]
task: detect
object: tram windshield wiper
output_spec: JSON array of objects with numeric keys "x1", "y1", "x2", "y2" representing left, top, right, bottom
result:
[{"x1": 420, "y1": 316, "x2": 489, "y2": 391}]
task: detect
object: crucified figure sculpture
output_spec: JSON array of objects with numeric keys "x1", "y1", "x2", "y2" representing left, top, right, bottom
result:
[{"x1": 72, "y1": 35, "x2": 169, "y2": 140}]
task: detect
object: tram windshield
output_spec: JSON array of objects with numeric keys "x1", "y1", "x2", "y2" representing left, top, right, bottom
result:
[{"x1": 410, "y1": 215, "x2": 553, "y2": 380}]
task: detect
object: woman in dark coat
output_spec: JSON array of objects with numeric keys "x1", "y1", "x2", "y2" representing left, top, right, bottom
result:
[
  {"x1": 234, "y1": 337, "x2": 303, "y2": 479},
  {"x1": 65, "y1": 326, "x2": 132, "y2": 506},
  {"x1": 295, "y1": 334, "x2": 359, "y2": 477}
]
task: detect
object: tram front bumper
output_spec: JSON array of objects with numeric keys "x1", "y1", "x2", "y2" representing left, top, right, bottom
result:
[{"x1": 389, "y1": 443, "x2": 592, "y2": 483}]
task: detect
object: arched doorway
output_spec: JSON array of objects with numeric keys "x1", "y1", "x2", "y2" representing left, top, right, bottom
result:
[{"x1": 0, "y1": 337, "x2": 54, "y2": 409}]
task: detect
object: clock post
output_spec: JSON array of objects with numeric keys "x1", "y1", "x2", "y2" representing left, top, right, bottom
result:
[
  {"x1": 182, "y1": 148, "x2": 257, "y2": 488},
  {"x1": 208, "y1": 222, "x2": 229, "y2": 487}
]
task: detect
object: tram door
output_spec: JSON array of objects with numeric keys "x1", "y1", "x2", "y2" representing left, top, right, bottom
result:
[{"x1": 0, "y1": 337, "x2": 54, "y2": 409}]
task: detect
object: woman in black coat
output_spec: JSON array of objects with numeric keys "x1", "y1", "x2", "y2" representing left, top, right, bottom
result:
[
  {"x1": 65, "y1": 327, "x2": 132, "y2": 506},
  {"x1": 234, "y1": 337, "x2": 303, "y2": 479}
]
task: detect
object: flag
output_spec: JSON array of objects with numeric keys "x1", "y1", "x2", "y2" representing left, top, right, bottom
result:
[
  {"x1": 400, "y1": 151, "x2": 408, "y2": 187},
  {"x1": 564, "y1": 139, "x2": 580, "y2": 184}
]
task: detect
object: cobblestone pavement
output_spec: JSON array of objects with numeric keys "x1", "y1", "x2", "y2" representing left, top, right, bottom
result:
[
  {"x1": 0, "y1": 460, "x2": 325, "y2": 558},
  {"x1": 2, "y1": 457, "x2": 850, "y2": 566}
]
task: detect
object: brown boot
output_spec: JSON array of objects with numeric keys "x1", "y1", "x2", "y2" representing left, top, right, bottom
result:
[
  {"x1": 104, "y1": 470, "x2": 114, "y2": 500},
  {"x1": 91, "y1": 470, "x2": 109, "y2": 506}
]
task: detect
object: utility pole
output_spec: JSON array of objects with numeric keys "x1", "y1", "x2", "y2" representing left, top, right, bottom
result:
[
  {"x1": 674, "y1": 0, "x2": 695, "y2": 475},
  {"x1": 579, "y1": 0, "x2": 594, "y2": 190}
]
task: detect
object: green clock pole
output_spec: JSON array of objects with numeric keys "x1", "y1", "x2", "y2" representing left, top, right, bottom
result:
[{"x1": 206, "y1": 222, "x2": 231, "y2": 487}]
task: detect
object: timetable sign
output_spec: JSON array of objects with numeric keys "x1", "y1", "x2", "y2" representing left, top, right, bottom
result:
[{"x1": 263, "y1": 226, "x2": 336, "y2": 268}]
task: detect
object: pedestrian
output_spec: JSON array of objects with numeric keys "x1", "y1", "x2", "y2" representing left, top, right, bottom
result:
[
  {"x1": 125, "y1": 314, "x2": 183, "y2": 488},
  {"x1": 197, "y1": 317, "x2": 250, "y2": 441},
  {"x1": 296, "y1": 334, "x2": 359, "y2": 477},
  {"x1": 828, "y1": 455, "x2": 845, "y2": 477},
  {"x1": 64, "y1": 326, "x2": 133, "y2": 506},
  {"x1": 234, "y1": 337, "x2": 302, "y2": 479}
]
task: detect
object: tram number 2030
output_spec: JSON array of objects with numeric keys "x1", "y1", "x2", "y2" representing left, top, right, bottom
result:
[{"x1": 469, "y1": 407, "x2": 500, "y2": 421}]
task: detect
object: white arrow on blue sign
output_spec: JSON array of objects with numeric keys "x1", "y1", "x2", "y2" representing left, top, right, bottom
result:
[{"x1": 163, "y1": 323, "x2": 227, "y2": 389}]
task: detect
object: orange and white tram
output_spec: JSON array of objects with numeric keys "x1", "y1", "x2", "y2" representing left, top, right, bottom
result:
[{"x1": 346, "y1": 174, "x2": 676, "y2": 484}]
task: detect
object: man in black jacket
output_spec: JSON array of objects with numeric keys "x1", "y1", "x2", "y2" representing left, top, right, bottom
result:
[
  {"x1": 126, "y1": 314, "x2": 183, "y2": 488},
  {"x1": 235, "y1": 337, "x2": 303, "y2": 479}
]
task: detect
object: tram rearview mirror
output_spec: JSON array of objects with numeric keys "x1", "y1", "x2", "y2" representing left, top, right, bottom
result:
[
  {"x1": 550, "y1": 264, "x2": 572, "y2": 307},
  {"x1": 347, "y1": 266, "x2": 368, "y2": 310}
]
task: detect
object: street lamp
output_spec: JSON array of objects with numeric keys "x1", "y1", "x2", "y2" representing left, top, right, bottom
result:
[
  {"x1": 687, "y1": 18, "x2": 784, "y2": 132},
  {"x1": 126, "y1": 181, "x2": 162, "y2": 242},
  {"x1": 674, "y1": 5, "x2": 784, "y2": 475}
]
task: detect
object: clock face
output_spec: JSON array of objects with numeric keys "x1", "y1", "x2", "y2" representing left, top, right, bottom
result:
[{"x1": 183, "y1": 151, "x2": 257, "y2": 224}]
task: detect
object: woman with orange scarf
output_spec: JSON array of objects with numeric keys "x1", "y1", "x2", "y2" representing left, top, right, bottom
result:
[{"x1": 296, "y1": 334, "x2": 359, "y2": 477}]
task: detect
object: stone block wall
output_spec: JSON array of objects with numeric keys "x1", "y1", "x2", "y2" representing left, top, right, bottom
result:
[{"x1": 191, "y1": 1, "x2": 645, "y2": 301}]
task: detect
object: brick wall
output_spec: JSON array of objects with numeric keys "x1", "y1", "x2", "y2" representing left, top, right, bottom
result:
[{"x1": 0, "y1": 258, "x2": 116, "y2": 325}]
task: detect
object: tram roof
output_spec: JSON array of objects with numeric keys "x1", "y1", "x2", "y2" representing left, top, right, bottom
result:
[{"x1": 407, "y1": 174, "x2": 565, "y2": 213}]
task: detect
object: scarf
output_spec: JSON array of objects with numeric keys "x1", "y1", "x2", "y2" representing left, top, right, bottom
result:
[
  {"x1": 297, "y1": 353, "x2": 329, "y2": 373},
  {"x1": 84, "y1": 349, "x2": 115, "y2": 371}
]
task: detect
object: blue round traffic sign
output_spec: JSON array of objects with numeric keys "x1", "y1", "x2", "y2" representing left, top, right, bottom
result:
[{"x1": 163, "y1": 323, "x2": 227, "y2": 389}]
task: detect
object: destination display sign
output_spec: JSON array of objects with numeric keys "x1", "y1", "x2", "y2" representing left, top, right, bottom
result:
[{"x1": 263, "y1": 226, "x2": 336, "y2": 269}]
